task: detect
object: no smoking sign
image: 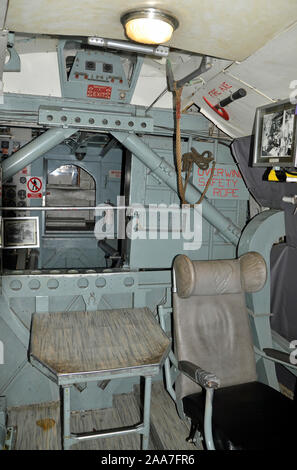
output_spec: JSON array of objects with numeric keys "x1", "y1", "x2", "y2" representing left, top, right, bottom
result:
[{"x1": 26, "y1": 176, "x2": 43, "y2": 199}]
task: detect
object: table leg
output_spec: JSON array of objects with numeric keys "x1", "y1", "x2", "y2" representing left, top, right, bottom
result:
[
  {"x1": 62, "y1": 386, "x2": 72, "y2": 450},
  {"x1": 142, "y1": 376, "x2": 152, "y2": 450}
]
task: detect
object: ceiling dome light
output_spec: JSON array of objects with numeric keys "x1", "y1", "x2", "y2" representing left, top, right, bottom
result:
[{"x1": 121, "y1": 8, "x2": 179, "y2": 45}]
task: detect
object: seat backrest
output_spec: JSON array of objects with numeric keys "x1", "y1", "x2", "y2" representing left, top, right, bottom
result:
[{"x1": 173, "y1": 252, "x2": 267, "y2": 400}]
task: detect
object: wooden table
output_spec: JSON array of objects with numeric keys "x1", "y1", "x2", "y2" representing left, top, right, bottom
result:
[{"x1": 30, "y1": 307, "x2": 171, "y2": 450}]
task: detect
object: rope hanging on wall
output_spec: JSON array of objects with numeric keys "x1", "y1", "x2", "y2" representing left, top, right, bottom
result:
[{"x1": 174, "y1": 82, "x2": 216, "y2": 206}]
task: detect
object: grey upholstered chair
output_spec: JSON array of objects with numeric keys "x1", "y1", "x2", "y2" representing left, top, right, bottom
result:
[{"x1": 172, "y1": 252, "x2": 297, "y2": 450}]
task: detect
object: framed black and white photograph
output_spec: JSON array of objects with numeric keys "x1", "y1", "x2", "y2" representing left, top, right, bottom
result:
[
  {"x1": 2, "y1": 217, "x2": 39, "y2": 249},
  {"x1": 253, "y1": 99, "x2": 297, "y2": 167}
]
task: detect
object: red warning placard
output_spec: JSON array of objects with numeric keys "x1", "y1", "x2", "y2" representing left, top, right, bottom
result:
[
  {"x1": 109, "y1": 170, "x2": 122, "y2": 179},
  {"x1": 26, "y1": 177, "x2": 43, "y2": 199},
  {"x1": 87, "y1": 85, "x2": 112, "y2": 99}
]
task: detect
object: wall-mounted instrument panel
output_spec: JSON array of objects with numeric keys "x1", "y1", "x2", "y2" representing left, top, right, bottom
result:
[{"x1": 57, "y1": 39, "x2": 143, "y2": 104}]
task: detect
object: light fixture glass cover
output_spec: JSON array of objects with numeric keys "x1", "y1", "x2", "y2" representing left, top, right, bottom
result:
[{"x1": 121, "y1": 8, "x2": 179, "y2": 45}]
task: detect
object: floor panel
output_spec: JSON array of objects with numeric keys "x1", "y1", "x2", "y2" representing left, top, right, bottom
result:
[{"x1": 7, "y1": 383, "x2": 199, "y2": 451}]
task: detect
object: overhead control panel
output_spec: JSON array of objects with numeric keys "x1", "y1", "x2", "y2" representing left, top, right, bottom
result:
[{"x1": 57, "y1": 40, "x2": 143, "y2": 104}]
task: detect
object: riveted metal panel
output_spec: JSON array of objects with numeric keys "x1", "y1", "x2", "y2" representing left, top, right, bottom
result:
[{"x1": 128, "y1": 136, "x2": 249, "y2": 268}]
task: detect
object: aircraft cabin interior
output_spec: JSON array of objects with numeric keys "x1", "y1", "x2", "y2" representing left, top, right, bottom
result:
[{"x1": 1, "y1": 0, "x2": 297, "y2": 454}]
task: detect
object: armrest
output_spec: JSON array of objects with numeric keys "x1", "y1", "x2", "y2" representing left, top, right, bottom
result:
[
  {"x1": 178, "y1": 360, "x2": 220, "y2": 389},
  {"x1": 263, "y1": 348, "x2": 293, "y2": 365}
]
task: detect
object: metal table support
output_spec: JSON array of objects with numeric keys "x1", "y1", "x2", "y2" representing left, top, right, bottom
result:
[{"x1": 62, "y1": 376, "x2": 152, "y2": 450}]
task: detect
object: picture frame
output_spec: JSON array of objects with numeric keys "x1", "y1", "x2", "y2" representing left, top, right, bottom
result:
[
  {"x1": 253, "y1": 99, "x2": 297, "y2": 167},
  {"x1": 2, "y1": 217, "x2": 40, "y2": 249}
]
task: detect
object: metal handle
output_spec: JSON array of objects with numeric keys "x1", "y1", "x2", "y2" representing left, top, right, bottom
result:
[{"x1": 216, "y1": 88, "x2": 246, "y2": 108}]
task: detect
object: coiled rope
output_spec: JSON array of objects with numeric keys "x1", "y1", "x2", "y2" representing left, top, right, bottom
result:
[{"x1": 174, "y1": 82, "x2": 216, "y2": 207}]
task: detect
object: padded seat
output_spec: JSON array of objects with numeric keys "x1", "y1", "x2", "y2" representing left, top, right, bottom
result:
[
  {"x1": 172, "y1": 252, "x2": 297, "y2": 449},
  {"x1": 183, "y1": 381, "x2": 297, "y2": 450}
]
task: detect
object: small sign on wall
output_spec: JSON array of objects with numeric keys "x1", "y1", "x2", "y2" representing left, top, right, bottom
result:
[
  {"x1": 26, "y1": 176, "x2": 43, "y2": 199},
  {"x1": 108, "y1": 170, "x2": 122, "y2": 180}
]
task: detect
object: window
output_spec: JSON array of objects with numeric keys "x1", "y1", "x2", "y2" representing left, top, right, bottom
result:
[{"x1": 45, "y1": 164, "x2": 96, "y2": 232}]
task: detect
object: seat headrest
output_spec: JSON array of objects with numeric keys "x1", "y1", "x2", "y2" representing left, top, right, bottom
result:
[{"x1": 174, "y1": 252, "x2": 267, "y2": 298}]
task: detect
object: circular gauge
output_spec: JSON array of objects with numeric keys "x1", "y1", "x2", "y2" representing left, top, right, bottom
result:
[{"x1": 18, "y1": 189, "x2": 26, "y2": 200}]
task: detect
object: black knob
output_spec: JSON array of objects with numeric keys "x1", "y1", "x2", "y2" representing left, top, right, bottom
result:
[{"x1": 217, "y1": 88, "x2": 247, "y2": 108}]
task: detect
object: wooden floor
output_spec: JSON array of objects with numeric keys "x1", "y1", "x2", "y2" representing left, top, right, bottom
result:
[
  {"x1": 146, "y1": 383, "x2": 197, "y2": 450},
  {"x1": 7, "y1": 383, "x2": 198, "y2": 451}
]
